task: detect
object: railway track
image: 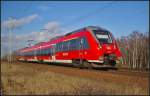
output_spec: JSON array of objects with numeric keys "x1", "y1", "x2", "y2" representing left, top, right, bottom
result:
[
  {"x1": 75, "y1": 67, "x2": 149, "y2": 78},
  {"x1": 15, "y1": 61, "x2": 149, "y2": 78},
  {"x1": 107, "y1": 69, "x2": 149, "y2": 78}
]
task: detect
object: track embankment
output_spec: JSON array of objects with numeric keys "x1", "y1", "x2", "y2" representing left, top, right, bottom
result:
[{"x1": 3, "y1": 61, "x2": 149, "y2": 89}]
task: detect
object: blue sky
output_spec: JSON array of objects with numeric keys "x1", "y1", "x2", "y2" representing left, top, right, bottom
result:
[
  {"x1": 2, "y1": 1, "x2": 149, "y2": 36},
  {"x1": 1, "y1": 1, "x2": 149, "y2": 56}
]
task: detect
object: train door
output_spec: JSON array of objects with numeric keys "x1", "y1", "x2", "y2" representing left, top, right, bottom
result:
[
  {"x1": 79, "y1": 38, "x2": 84, "y2": 60},
  {"x1": 79, "y1": 37, "x2": 89, "y2": 60},
  {"x1": 51, "y1": 44, "x2": 56, "y2": 62}
]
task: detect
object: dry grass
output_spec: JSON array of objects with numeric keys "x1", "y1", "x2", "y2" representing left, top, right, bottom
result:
[{"x1": 1, "y1": 62, "x2": 149, "y2": 95}]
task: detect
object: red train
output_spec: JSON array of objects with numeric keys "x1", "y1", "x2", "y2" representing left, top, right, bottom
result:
[{"x1": 16, "y1": 26, "x2": 122, "y2": 68}]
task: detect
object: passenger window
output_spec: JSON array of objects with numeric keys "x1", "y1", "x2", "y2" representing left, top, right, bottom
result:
[
  {"x1": 48, "y1": 48, "x2": 51, "y2": 55},
  {"x1": 69, "y1": 39, "x2": 75, "y2": 50},
  {"x1": 37, "y1": 49, "x2": 40, "y2": 56},
  {"x1": 76, "y1": 38, "x2": 80, "y2": 50},
  {"x1": 62, "y1": 41, "x2": 69, "y2": 52},
  {"x1": 56, "y1": 44, "x2": 59, "y2": 52},
  {"x1": 69, "y1": 38, "x2": 80, "y2": 50},
  {"x1": 56, "y1": 42, "x2": 63, "y2": 52}
]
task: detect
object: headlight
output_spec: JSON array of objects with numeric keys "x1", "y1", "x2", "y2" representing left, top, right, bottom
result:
[
  {"x1": 99, "y1": 44, "x2": 102, "y2": 49},
  {"x1": 99, "y1": 56, "x2": 104, "y2": 61}
]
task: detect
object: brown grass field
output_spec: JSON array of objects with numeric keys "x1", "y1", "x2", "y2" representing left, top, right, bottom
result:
[{"x1": 1, "y1": 61, "x2": 149, "y2": 95}]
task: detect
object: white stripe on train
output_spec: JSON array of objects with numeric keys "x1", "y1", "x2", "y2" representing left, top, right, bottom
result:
[{"x1": 19, "y1": 59, "x2": 104, "y2": 63}]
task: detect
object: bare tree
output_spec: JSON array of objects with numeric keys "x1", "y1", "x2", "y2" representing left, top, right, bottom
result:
[{"x1": 117, "y1": 31, "x2": 149, "y2": 70}]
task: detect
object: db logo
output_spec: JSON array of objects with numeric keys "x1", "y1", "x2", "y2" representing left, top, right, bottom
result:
[{"x1": 63, "y1": 53, "x2": 68, "y2": 56}]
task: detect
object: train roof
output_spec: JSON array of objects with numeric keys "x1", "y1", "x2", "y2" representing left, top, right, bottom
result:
[
  {"x1": 86, "y1": 26, "x2": 108, "y2": 31},
  {"x1": 65, "y1": 26, "x2": 108, "y2": 36}
]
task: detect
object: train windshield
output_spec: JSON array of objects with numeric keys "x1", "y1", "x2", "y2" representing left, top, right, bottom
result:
[{"x1": 93, "y1": 30, "x2": 113, "y2": 44}]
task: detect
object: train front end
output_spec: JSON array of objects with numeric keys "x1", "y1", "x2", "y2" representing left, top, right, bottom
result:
[{"x1": 89, "y1": 26, "x2": 122, "y2": 67}]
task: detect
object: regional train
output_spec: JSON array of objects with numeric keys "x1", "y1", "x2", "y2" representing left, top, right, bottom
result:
[{"x1": 16, "y1": 26, "x2": 122, "y2": 68}]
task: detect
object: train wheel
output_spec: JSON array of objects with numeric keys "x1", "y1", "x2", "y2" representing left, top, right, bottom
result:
[
  {"x1": 72, "y1": 59, "x2": 83, "y2": 69},
  {"x1": 72, "y1": 60, "x2": 79, "y2": 68},
  {"x1": 83, "y1": 61, "x2": 93, "y2": 69},
  {"x1": 104, "y1": 56, "x2": 109, "y2": 65},
  {"x1": 110, "y1": 60, "x2": 116, "y2": 66}
]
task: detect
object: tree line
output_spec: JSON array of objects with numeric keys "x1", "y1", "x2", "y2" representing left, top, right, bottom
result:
[{"x1": 116, "y1": 31, "x2": 149, "y2": 70}]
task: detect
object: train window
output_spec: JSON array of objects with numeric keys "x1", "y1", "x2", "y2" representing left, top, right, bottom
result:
[
  {"x1": 39, "y1": 49, "x2": 41, "y2": 55},
  {"x1": 56, "y1": 43, "x2": 60, "y2": 52},
  {"x1": 69, "y1": 39, "x2": 76, "y2": 50},
  {"x1": 40, "y1": 50, "x2": 42, "y2": 55},
  {"x1": 32, "y1": 51, "x2": 34, "y2": 56},
  {"x1": 57, "y1": 42, "x2": 63, "y2": 52},
  {"x1": 28, "y1": 52, "x2": 31, "y2": 56},
  {"x1": 50, "y1": 48, "x2": 52, "y2": 54},
  {"x1": 24, "y1": 52, "x2": 27, "y2": 56},
  {"x1": 25, "y1": 52, "x2": 28, "y2": 56},
  {"x1": 30, "y1": 51, "x2": 34, "y2": 56},
  {"x1": 44, "y1": 49, "x2": 46, "y2": 55},
  {"x1": 29, "y1": 51, "x2": 31, "y2": 56},
  {"x1": 35, "y1": 50, "x2": 37, "y2": 56},
  {"x1": 36, "y1": 50, "x2": 39, "y2": 55},
  {"x1": 41, "y1": 49, "x2": 44, "y2": 55},
  {"x1": 45, "y1": 49, "x2": 48, "y2": 55},
  {"x1": 23, "y1": 52, "x2": 25, "y2": 56},
  {"x1": 45, "y1": 48, "x2": 50, "y2": 55},
  {"x1": 62, "y1": 42, "x2": 64, "y2": 51},
  {"x1": 93, "y1": 30, "x2": 112, "y2": 44},
  {"x1": 55, "y1": 38, "x2": 88, "y2": 52},
  {"x1": 56, "y1": 44, "x2": 58, "y2": 52},
  {"x1": 36, "y1": 49, "x2": 40, "y2": 56},
  {"x1": 20, "y1": 52, "x2": 23, "y2": 56},
  {"x1": 76, "y1": 38, "x2": 80, "y2": 50},
  {"x1": 69, "y1": 38, "x2": 80, "y2": 50},
  {"x1": 22, "y1": 52, "x2": 24, "y2": 56},
  {"x1": 42, "y1": 49, "x2": 46, "y2": 55},
  {"x1": 33, "y1": 51, "x2": 36, "y2": 56},
  {"x1": 19, "y1": 52, "x2": 22, "y2": 56},
  {"x1": 60, "y1": 42, "x2": 63, "y2": 51},
  {"x1": 68, "y1": 41, "x2": 70, "y2": 51},
  {"x1": 37, "y1": 50, "x2": 39, "y2": 55},
  {"x1": 28, "y1": 52, "x2": 30, "y2": 56},
  {"x1": 38, "y1": 48, "x2": 51, "y2": 55},
  {"x1": 59, "y1": 43, "x2": 61, "y2": 52},
  {"x1": 49, "y1": 48, "x2": 51, "y2": 54},
  {"x1": 62, "y1": 41, "x2": 69, "y2": 52},
  {"x1": 28, "y1": 51, "x2": 31, "y2": 56},
  {"x1": 31, "y1": 51, "x2": 33, "y2": 56},
  {"x1": 44, "y1": 49, "x2": 47, "y2": 55},
  {"x1": 46, "y1": 49, "x2": 48, "y2": 54},
  {"x1": 46, "y1": 49, "x2": 49, "y2": 55}
]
